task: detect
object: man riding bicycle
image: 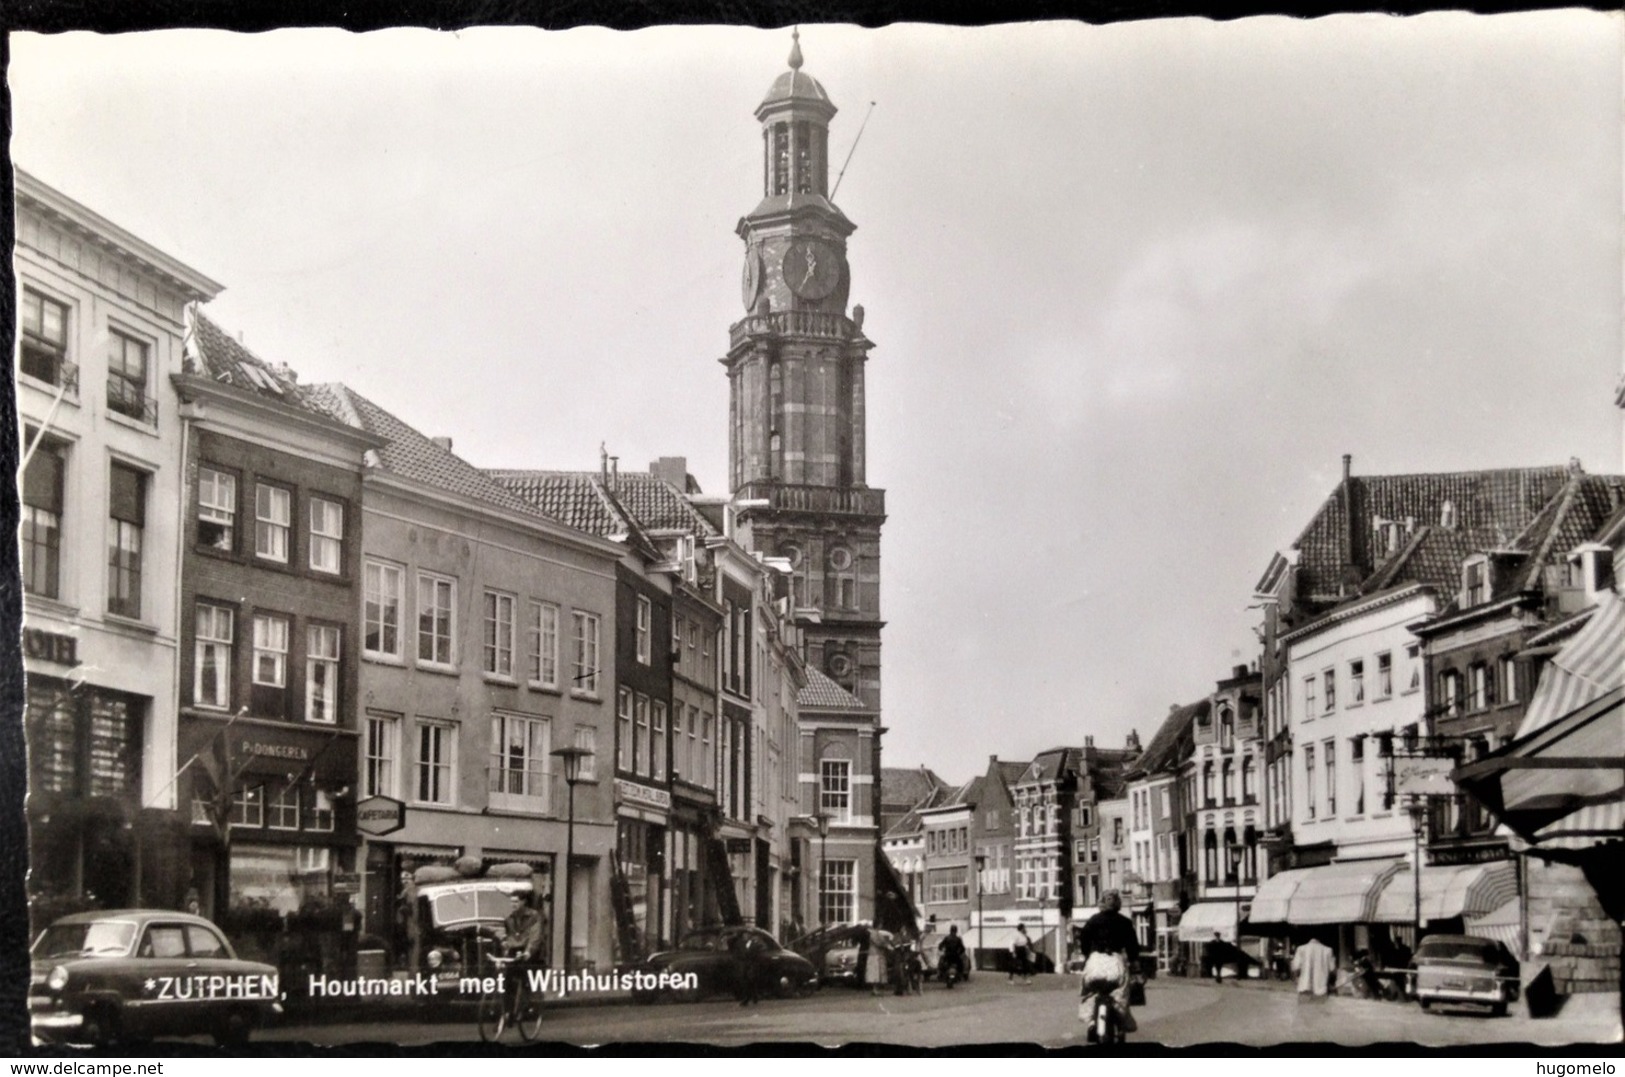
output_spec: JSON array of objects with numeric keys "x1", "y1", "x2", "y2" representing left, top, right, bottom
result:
[
  {"x1": 499, "y1": 892, "x2": 544, "y2": 1005},
  {"x1": 1076, "y1": 890, "x2": 1141, "y2": 1038}
]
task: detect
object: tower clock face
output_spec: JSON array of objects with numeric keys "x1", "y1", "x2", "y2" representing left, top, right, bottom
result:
[
  {"x1": 741, "y1": 249, "x2": 762, "y2": 310},
  {"x1": 781, "y1": 239, "x2": 841, "y2": 300}
]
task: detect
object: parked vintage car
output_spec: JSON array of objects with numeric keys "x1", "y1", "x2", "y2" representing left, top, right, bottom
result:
[
  {"x1": 634, "y1": 925, "x2": 819, "y2": 1002},
  {"x1": 29, "y1": 909, "x2": 282, "y2": 1047},
  {"x1": 789, "y1": 924, "x2": 869, "y2": 985},
  {"x1": 1411, "y1": 933, "x2": 1520, "y2": 1016}
]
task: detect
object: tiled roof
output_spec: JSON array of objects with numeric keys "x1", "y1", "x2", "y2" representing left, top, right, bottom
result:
[
  {"x1": 881, "y1": 767, "x2": 949, "y2": 810},
  {"x1": 489, "y1": 470, "x2": 721, "y2": 548},
  {"x1": 1130, "y1": 699, "x2": 1208, "y2": 776},
  {"x1": 302, "y1": 383, "x2": 545, "y2": 516},
  {"x1": 1508, "y1": 474, "x2": 1625, "y2": 591},
  {"x1": 798, "y1": 667, "x2": 867, "y2": 710},
  {"x1": 1291, "y1": 466, "x2": 1570, "y2": 602},
  {"x1": 190, "y1": 312, "x2": 330, "y2": 418},
  {"x1": 884, "y1": 810, "x2": 925, "y2": 840}
]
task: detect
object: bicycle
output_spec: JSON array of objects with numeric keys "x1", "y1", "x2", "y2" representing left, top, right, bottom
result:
[{"x1": 477, "y1": 953, "x2": 544, "y2": 1043}]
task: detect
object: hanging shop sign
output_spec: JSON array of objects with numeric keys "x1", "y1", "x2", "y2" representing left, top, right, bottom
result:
[
  {"x1": 356, "y1": 795, "x2": 407, "y2": 837},
  {"x1": 1393, "y1": 755, "x2": 1458, "y2": 798}
]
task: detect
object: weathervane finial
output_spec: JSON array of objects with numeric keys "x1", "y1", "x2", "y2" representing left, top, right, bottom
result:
[{"x1": 788, "y1": 27, "x2": 803, "y2": 71}]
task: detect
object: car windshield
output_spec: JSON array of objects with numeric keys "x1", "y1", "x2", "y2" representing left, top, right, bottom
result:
[
  {"x1": 429, "y1": 889, "x2": 515, "y2": 927},
  {"x1": 33, "y1": 921, "x2": 137, "y2": 959},
  {"x1": 1417, "y1": 939, "x2": 1498, "y2": 963}
]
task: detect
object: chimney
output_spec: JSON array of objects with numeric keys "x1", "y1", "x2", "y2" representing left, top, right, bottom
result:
[
  {"x1": 1125, "y1": 729, "x2": 1141, "y2": 752},
  {"x1": 1340, "y1": 453, "x2": 1355, "y2": 589},
  {"x1": 1083, "y1": 735, "x2": 1094, "y2": 748},
  {"x1": 610, "y1": 456, "x2": 619, "y2": 490},
  {"x1": 1233, "y1": 664, "x2": 1248, "y2": 679},
  {"x1": 989, "y1": 755, "x2": 998, "y2": 767},
  {"x1": 651, "y1": 456, "x2": 690, "y2": 490},
  {"x1": 430, "y1": 436, "x2": 453, "y2": 452}
]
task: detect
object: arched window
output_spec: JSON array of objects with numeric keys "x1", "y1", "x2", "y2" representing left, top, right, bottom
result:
[
  {"x1": 1219, "y1": 706, "x2": 1234, "y2": 750},
  {"x1": 1222, "y1": 827, "x2": 1239, "y2": 882},
  {"x1": 1203, "y1": 829, "x2": 1218, "y2": 884}
]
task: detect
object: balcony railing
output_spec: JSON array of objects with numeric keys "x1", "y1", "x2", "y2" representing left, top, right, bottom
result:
[
  {"x1": 19, "y1": 345, "x2": 79, "y2": 394},
  {"x1": 734, "y1": 481, "x2": 885, "y2": 518},
  {"x1": 107, "y1": 378, "x2": 157, "y2": 424},
  {"x1": 728, "y1": 309, "x2": 859, "y2": 349}
]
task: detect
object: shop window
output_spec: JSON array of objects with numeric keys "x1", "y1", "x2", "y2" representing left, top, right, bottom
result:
[
  {"x1": 268, "y1": 785, "x2": 300, "y2": 830},
  {"x1": 231, "y1": 784, "x2": 265, "y2": 828},
  {"x1": 26, "y1": 680, "x2": 141, "y2": 799}
]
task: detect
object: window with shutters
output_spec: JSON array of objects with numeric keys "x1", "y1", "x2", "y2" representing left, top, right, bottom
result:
[{"x1": 107, "y1": 463, "x2": 146, "y2": 619}]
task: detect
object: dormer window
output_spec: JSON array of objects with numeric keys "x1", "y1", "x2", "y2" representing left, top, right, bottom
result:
[
  {"x1": 1568, "y1": 544, "x2": 1614, "y2": 599},
  {"x1": 1440, "y1": 500, "x2": 1457, "y2": 530},
  {"x1": 1463, "y1": 558, "x2": 1487, "y2": 607}
]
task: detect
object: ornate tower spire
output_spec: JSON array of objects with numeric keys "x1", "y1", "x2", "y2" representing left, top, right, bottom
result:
[{"x1": 722, "y1": 34, "x2": 886, "y2": 711}]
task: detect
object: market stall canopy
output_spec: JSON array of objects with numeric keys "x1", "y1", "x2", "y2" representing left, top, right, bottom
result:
[
  {"x1": 972, "y1": 925, "x2": 1058, "y2": 953},
  {"x1": 1249, "y1": 859, "x2": 1404, "y2": 925},
  {"x1": 1177, "y1": 901, "x2": 1240, "y2": 943},
  {"x1": 1370, "y1": 860, "x2": 1517, "y2": 925}
]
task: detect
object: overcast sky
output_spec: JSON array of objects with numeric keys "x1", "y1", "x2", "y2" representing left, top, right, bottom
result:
[{"x1": 10, "y1": 17, "x2": 1622, "y2": 784}]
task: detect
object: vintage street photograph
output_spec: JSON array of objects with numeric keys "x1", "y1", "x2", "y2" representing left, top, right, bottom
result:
[{"x1": 7, "y1": 13, "x2": 1623, "y2": 1053}]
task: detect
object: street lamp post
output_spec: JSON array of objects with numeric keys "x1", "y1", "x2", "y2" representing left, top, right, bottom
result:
[
  {"x1": 812, "y1": 811, "x2": 831, "y2": 925},
  {"x1": 1407, "y1": 797, "x2": 1428, "y2": 951},
  {"x1": 551, "y1": 745, "x2": 592, "y2": 976},
  {"x1": 973, "y1": 853, "x2": 986, "y2": 970}
]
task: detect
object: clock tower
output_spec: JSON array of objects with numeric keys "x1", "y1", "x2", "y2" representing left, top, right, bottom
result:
[{"x1": 725, "y1": 31, "x2": 885, "y2": 709}]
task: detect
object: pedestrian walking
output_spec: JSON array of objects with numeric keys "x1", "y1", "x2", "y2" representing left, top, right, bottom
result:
[
  {"x1": 1010, "y1": 923, "x2": 1033, "y2": 983},
  {"x1": 730, "y1": 928, "x2": 766, "y2": 1007}
]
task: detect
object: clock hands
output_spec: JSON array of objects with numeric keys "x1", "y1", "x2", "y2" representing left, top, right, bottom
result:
[{"x1": 800, "y1": 247, "x2": 818, "y2": 287}]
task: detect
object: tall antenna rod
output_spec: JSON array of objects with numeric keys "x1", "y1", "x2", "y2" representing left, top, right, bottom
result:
[{"x1": 831, "y1": 101, "x2": 876, "y2": 200}]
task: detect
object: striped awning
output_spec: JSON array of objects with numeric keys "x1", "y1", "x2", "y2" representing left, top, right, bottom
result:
[
  {"x1": 1371, "y1": 860, "x2": 1518, "y2": 925},
  {"x1": 1177, "y1": 901, "x2": 1239, "y2": 942},
  {"x1": 1453, "y1": 593, "x2": 1625, "y2": 855},
  {"x1": 1514, "y1": 593, "x2": 1624, "y2": 740},
  {"x1": 1249, "y1": 859, "x2": 1403, "y2": 925},
  {"x1": 1465, "y1": 896, "x2": 1523, "y2": 960}
]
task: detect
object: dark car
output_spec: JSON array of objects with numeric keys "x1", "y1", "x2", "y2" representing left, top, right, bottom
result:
[
  {"x1": 635, "y1": 925, "x2": 819, "y2": 1002},
  {"x1": 1411, "y1": 933, "x2": 1520, "y2": 1016},
  {"x1": 29, "y1": 909, "x2": 282, "y2": 1046}
]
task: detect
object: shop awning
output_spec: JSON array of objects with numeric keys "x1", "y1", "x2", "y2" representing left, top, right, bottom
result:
[
  {"x1": 1464, "y1": 896, "x2": 1523, "y2": 960},
  {"x1": 1249, "y1": 859, "x2": 1404, "y2": 925},
  {"x1": 1371, "y1": 860, "x2": 1518, "y2": 925},
  {"x1": 970, "y1": 925, "x2": 1057, "y2": 953},
  {"x1": 1177, "y1": 901, "x2": 1240, "y2": 943},
  {"x1": 1513, "y1": 594, "x2": 1623, "y2": 741},
  {"x1": 1455, "y1": 686, "x2": 1625, "y2": 853}
]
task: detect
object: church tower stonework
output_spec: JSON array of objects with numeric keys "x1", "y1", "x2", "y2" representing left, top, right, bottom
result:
[{"x1": 725, "y1": 32, "x2": 885, "y2": 711}]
